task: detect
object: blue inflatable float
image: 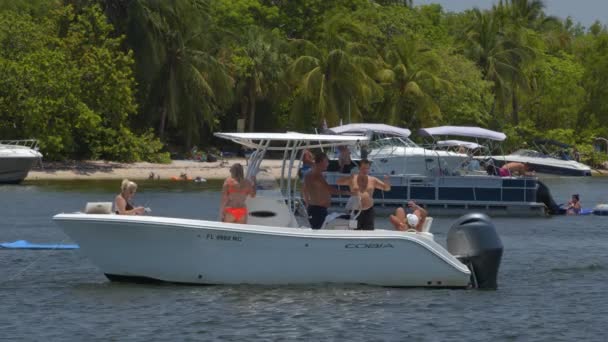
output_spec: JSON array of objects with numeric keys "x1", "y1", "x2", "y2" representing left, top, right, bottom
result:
[{"x1": 0, "y1": 240, "x2": 79, "y2": 250}]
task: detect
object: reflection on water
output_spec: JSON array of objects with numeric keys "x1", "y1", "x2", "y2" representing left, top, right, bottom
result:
[{"x1": 1, "y1": 177, "x2": 607, "y2": 341}]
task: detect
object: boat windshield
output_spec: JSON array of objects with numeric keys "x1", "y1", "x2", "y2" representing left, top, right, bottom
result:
[
  {"x1": 369, "y1": 137, "x2": 418, "y2": 150},
  {"x1": 511, "y1": 149, "x2": 547, "y2": 158}
]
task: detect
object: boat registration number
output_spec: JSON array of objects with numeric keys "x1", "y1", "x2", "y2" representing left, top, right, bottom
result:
[{"x1": 206, "y1": 233, "x2": 242, "y2": 242}]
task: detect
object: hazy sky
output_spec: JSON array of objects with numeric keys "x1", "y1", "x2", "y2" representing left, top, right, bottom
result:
[{"x1": 415, "y1": 0, "x2": 605, "y2": 27}]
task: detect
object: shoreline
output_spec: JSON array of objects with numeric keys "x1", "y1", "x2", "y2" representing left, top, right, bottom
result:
[
  {"x1": 25, "y1": 159, "x2": 608, "y2": 181},
  {"x1": 26, "y1": 159, "x2": 294, "y2": 181}
]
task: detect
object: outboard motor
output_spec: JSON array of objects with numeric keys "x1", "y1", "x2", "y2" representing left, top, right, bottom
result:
[
  {"x1": 447, "y1": 213, "x2": 503, "y2": 290},
  {"x1": 537, "y1": 181, "x2": 565, "y2": 215}
]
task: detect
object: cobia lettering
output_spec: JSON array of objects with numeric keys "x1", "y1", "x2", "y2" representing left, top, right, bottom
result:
[{"x1": 345, "y1": 243, "x2": 394, "y2": 248}]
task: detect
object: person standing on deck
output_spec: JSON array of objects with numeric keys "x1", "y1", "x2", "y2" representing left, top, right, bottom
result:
[
  {"x1": 336, "y1": 159, "x2": 391, "y2": 230},
  {"x1": 302, "y1": 152, "x2": 351, "y2": 229}
]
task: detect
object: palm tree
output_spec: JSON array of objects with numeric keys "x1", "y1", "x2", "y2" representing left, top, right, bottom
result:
[
  {"x1": 376, "y1": 36, "x2": 450, "y2": 127},
  {"x1": 287, "y1": 38, "x2": 382, "y2": 127},
  {"x1": 232, "y1": 28, "x2": 289, "y2": 132},
  {"x1": 118, "y1": 0, "x2": 233, "y2": 145},
  {"x1": 464, "y1": 8, "x2": 533, "y2": 122}
]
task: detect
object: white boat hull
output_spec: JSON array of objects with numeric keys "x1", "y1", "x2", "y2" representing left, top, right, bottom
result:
[
  {"x1": 0, "y1": 156, "x2": 40, "y2": 183},
  {"x1": 53, "y1": 214, "x2": 471, "y2": 288},
  {"x1": 491, "y1": 154, "x2": 592, "y2": 177}
]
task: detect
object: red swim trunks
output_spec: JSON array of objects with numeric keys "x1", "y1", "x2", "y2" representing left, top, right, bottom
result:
[{"x1": 224, "y1": 207, "x2": 248, "y2": 221}]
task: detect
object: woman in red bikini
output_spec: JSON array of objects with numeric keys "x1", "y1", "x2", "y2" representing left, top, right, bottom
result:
[{"x1": 220, "y1": 163, "x2": 256, "y2": 224}]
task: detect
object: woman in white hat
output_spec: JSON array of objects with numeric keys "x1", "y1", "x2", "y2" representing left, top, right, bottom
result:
[{"x1": 390, "y1": 201, "x2": 427, "y2": 232}]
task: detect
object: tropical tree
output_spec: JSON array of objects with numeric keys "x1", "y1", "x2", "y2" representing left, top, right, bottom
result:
[
  {"x1": 375, "y1": 36, "x2": 450, "y2": 127},
  {"x1": 231, "y1": 27, "x2": 289, "y2": 131},
  {"x1": 463, "y1": 8, "x2": 533, "y2": 123},
  {"x1": 122, "y1": 0, "x2": 233, "y2": 146},
  {"x1": 287, "y1": 16, "x2": 382, "y2": 127},
  {"x1": 287, "y1": 39, "x2": 382, "y2": 127}
]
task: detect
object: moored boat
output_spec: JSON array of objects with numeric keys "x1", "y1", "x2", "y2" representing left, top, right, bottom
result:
[
  {"x1": 0, "y1": 139, "x2": 42, "y2": 184},
  {"x1": 53, "y1": 132, "x2": 503, "y2": 289}
]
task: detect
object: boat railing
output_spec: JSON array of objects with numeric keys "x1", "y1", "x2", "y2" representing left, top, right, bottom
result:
[{"x1": 0, "y1": 139, "x2": 39, "y2": 150}]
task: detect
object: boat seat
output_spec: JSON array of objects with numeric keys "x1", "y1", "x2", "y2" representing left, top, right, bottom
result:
[
  {"x1": 85, "y1": 202, "x2": 113, "y2": 214},
  {"x1": 420, "y1": 217, "x2": 433, "y2": 233}
]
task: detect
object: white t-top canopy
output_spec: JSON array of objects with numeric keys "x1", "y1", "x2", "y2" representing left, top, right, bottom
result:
[
  {"x1": 436, "y1": 140, "x2": 483, "y2": 149},
  {"x1": 214, "y1": 132, "x2": 368, "y2": 150},
  {"x1": 419, "y1": 126, "x2": 506, "y2": 141},
  {"x1": 328, "y1": 123, "x2": 411, "y2": 138}
]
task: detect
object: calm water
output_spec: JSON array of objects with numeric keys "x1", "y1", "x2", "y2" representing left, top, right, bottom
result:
[{"x1": 1, "y1": 177, "x2": 607, "y2": 341}]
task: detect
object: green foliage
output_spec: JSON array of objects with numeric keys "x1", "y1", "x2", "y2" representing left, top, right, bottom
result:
[
  {"x1": 435, "y1": 53, "x2": 494, "y2": 126},
  {"x1": 0, "y1": 4, "x2": 165, "y2": 162},
  {"x1": 3, "y1": 0, "x2": 608, "y2": 167}
]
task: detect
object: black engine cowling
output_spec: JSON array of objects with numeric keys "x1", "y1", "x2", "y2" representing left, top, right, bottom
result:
[{"x1": 447, "y1": 213, "x2": 503, "y2": 290}]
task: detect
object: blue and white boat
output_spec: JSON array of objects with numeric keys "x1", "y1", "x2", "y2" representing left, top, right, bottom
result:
[{"x1": 326, "y1": 126, "x2": 557, "y2": 217}]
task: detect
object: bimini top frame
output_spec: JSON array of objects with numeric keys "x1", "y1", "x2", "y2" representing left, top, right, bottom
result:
[{"x1": 214, "y1": 132, "x2": 368, "y2": 210}]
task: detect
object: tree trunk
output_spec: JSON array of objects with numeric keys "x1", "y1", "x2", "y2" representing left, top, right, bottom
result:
[
  {"x1": 511, "y1": 88, "x2": 519, "y2": 125},
  {"x1": 248, "y1": 86, "x2": 256, "y2": 132},
  {"x1": 159, "y1": 106, "x2": 167, "y2": 139}
]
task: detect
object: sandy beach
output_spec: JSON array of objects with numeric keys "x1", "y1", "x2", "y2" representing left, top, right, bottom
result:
[
  {"x1": 26, "y1": 159, "x2": 294, "y2": 181},
  {"x1": 25, "y1": 159, "x2": 608, "y2": 181}
]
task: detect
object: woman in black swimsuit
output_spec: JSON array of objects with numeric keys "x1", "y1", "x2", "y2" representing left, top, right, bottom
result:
[{"x1": 115, "y1": 179, "x2": 145, "y2": 215}]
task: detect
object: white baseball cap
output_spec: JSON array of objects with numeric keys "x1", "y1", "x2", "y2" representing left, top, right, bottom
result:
[{"x1": 406, "y1": 214, "x2": 419, "y2": 227}]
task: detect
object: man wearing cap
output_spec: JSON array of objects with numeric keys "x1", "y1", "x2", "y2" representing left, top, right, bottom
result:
[{"x1": 390, "y1": 201, "x2": 428, "y2": 232}]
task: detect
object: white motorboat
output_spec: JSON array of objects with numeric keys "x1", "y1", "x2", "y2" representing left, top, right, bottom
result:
[
  {"x1": 326, "y1": 123, "x2": 467, "y2": 175},
  {"x1": 0, "y1": 140, "x2": 42, "y2": 184},
  {"x1": 491, "y1": 139, "x2": 591, "y2": 177},
  {"x1": 53, "y1": 132, "x2": 503, "y2": 289}
]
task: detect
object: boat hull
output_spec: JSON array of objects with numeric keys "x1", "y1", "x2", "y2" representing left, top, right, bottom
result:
[
  {"x1": 53, "y1": 214, "x2": 471, "y2": 288},
  {"x1": 492, "y1": 156, "x2": 592, "y2": 177},
  {"x1": 327, "y1": 173, "x2": 547, "y2": 217},
  {"x1": 0, "y1": 156, "x2": 39, "y2": 183}
]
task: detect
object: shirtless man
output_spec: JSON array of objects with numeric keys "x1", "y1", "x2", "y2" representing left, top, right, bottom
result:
[
  {"x1": 302, "y1": 152, "x2": 351, "y2": 229},
  {"x1": 390, "y1": 201, "x2": 428, "y2": 232},
  {"x1": 336, "y1": 159, "x2": 390, "y2": 230},
  {"x1": 503, "y1": 162, "x2": 535, "y2": 176}
]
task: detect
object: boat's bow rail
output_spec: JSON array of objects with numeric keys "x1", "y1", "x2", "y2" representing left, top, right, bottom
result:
[{"x1": 0, "y1": 139, "x2": 42, "y2": 157}]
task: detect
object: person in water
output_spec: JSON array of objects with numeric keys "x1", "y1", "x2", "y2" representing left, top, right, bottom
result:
[
  {"x1": 220, "y1": 163, "x2": 256, "y2": 224},
  {"x1": 302, "y1": 152, "x2": 351, "y2": 229},
  {"x1": 566, "y1": 194, "x2": 581, "y2": 215},
  {"x1": 390, "y1": 201, "x2": 428, "y2": 232},
  {"x1": 115, "y1": 179, "x2": 145, "y2": 215},
  {"x1": 336, "y1": 159, "x2": 390, "y2": 230}
]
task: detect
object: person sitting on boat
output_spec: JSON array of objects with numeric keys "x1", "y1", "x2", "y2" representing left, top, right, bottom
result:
[
  {"x1": 220, "y1": 163, "x2": 256, "y2": 224},
  {"x1": 338, "y1": 145, "x2": 353, "y2": 174},
  {"x1": 299, "y1": 148, "x2": 314, "y2": 179},
  {"x1": 503, "y1": 162, "x2": 535, "y2": 176},
  {"x1": 483, "y1": 162, "x2": 508, "y2": 176},
  {"x1": 336, "y1": 159, "x2": 391, "y2": 230},
  {"x1": 302, "y1": 152, "x2": 351, "y2": 229},
  {"x1": 115, "y1": 179, "x2": 145, "y2": 215},
  {"x1": 390, "y1": 201, "x2": 428, "y2": 232},
  {"x1": 566, "y1": 194, "x2": 581, "y2": 215}
]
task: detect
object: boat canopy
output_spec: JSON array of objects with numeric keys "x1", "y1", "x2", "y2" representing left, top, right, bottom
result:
[
  {"x1": 215, "y1": 132, "x2": 369, "y2": 205},
  {"x1": 419, "y1": 126, "x2": 506, "y2": 141},
  {"x1": 327, "y1": 123, "x2": 411, "y2": 138},
  {"x1": 436, "y1": 140, "x2": 483, "y2": 149},
  {"x1": 214, "y1": 132, "x2": 368, "y2": 151}
]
